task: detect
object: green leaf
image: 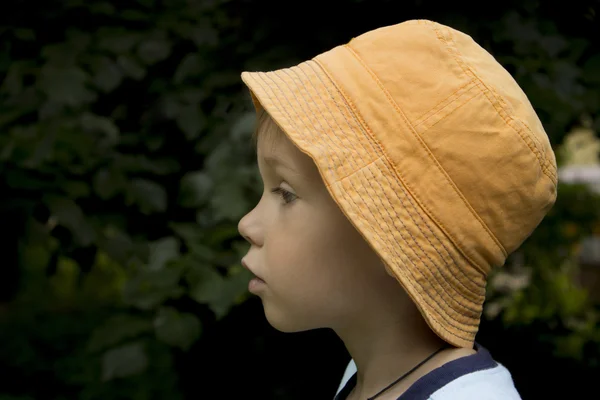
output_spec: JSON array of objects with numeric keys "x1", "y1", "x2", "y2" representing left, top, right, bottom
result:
[
  {"x1": 5, "y1": 169, "x2": 54, "y2": 190},
  {"x1": 582, "y1": 55, "x2": 600, "y2": 84},
  {"x1": 2, "y1": 61, "x2": 25, "y2": 96},
  {"x1": 39, "y1": 65, "x2": 96, "y2": 107},
  {"x1": 22, "y1": 128, "x2": 55, "y2": 168},
  {"x1": 122, "y1": 267, "x2": 184, "y2": 310},
  {"x1": 174, "y1": 54, "x2": 204, "y2": 84},
  {"x1": 539, "y1": 35, "x2": 568, "y2": 58},
  {"x1": 14, "y1": 28, "x2": 36, "y2": 41},
  {"x1": 148, "y1": 237, "x2": 180, "y2": 271},
  {"x1": 175, "y1": 105, "x2": 206, "y2": 139},
  {"x1": 137, "y1": 38, "x2": 171, "y2": 65},
  {"x1": 93, "y1": 167, "x2": 126, "y2": 199},
  {"x1": 80, "y1": 112, "x2": 119, "y2": 141},
  {"x1": 231, "y1": 111, "x2": 256, "y2": 141},
  {"x1": 122, "y1": 9, "x2": 149, "y2": 21},
  {"x1": 170, "y1": 222, "x2": 205, "y2": 244},
  {"x1": 116, "y1": 55, "x2": 146, "y2": 80},
  {"x1": 187, "y1": 263, "x2": 224, "y2": 302},
  {"x1": 44, "y1": 195, "x2": 96, "y2": 246},
  {"x1": 116, "y1": 154, "x2": 179, "y2": 175},
  {"x1": 178, "y1": 171, "x2": 212, "y2": 208},
  {"x1": 90, "y1": 56, "x2": 123, "y2": 92},
  {"x1": 41, "y1": 43, "x2": 80, "y2": 66},
  {"x1": 63, "y1": 180, "x2": 91, "y2": 198},
  {"x1": 90, "y1": 2, "x2": 116, "y2": 15},
  {"x1": 0, "y1": 107, "x2": 35, "y2": 130},
  {"x1": 97, "y1": 29, "x2": 140, "y2": 54},
  {"x1": 186, "y1": 261, "x2": 250, "y2": 319},
  {"x1": 100, "y1": 229, "x2": 134, "y2": 265},
  {"x1": 88, "y1": 314, "x2": 153, "y2": 353},
  {"x1": 129, "y1": 179, "x2": 168, "y2": 214},
  {"x1": 101, "y1": 342, "x2": 148, "y2": 381},
  {"x1": 153, "y1": 307, "x2": 201, "y2": 351},
  {"x1": 188, "y1": 20, "x2": 219, "y2": 48},
  {"x1": 210, "y1": 180, "x2": 250, "y2": 221}
]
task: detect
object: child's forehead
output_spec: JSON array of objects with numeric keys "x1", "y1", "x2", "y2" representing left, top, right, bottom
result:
[{"x1": 255, "y1": 115, "x2": 325, "y2": 186}]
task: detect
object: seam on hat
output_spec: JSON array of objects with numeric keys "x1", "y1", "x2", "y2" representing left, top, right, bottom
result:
[
  {"x1": 343, "y1": 43, "x2": 507, "y2": 268},
  {"x1": 301, "y1": 62, "x2": 486, "y2": 297},
  {"x1": 416, "y1": 84, "x2": 481, "y2": 134},
  {"x1": 413, "y1": 80, "x2": 477, "y2": 129},
  {"x1": 489, "y1": 86, "x2": 558, "y2": 183},
  {"x1": 251, "y1": 68, "x2": 481, "y2": 335},
  {"x1": 432, "y1": 22, "x2": 553, "y2": 182},
  {"x1": 430, "y1": 23, "x2": 557, "y2": 185},
  {"x1": 489, "y1": 85, "x2": 547, "y2": 169},
  {"x1": 353, "y1": 163, "x2": 482, "y2": 320}
]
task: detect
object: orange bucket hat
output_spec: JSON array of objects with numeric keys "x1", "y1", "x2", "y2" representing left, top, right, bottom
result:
[{"x1": 241, "y1": 19, "x2": 557, "y2": 348}]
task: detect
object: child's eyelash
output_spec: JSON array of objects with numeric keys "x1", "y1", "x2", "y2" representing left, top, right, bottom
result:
[{"x1": 271, "y1": 187, "x2": 297, "y2": 205}]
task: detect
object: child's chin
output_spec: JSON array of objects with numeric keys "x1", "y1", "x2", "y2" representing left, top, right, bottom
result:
[{"x1": 263, "y1": 304, "x2": 318, "y2": 333}]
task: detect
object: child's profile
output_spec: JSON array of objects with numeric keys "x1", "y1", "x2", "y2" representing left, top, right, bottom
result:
[{"x1": 238, "y1": 19, "x2": 556, "y2": 400}]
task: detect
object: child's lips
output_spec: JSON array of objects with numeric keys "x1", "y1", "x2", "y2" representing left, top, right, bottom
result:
[
  {"x1": 241, "y1": 258, "x2": 265, "y2": 282},
  {"x1": 248, "y1": 276, "x2": 266, "y2": 293}
]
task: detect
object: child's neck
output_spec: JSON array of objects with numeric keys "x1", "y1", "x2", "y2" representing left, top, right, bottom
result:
[{"x1": 334, "y1": 307, "x2": 473, "y2": 399}]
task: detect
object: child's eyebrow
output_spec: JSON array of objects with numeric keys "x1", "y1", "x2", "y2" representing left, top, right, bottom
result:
[{"x1": 261, "y1": 154, "x2": 316, "y2": 184}]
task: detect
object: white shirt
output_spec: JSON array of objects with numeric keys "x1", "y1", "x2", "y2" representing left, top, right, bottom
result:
[{"x1": 334, "y1": 344, "x2": 521, "y2": 400}]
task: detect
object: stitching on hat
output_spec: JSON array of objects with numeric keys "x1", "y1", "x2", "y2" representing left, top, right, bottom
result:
[
  {"x1": 489, "y1": 86, "x2": 557, "y2": 183},
  {"x1": 303, "y1": 60, "x2": 486, "y2": 298},
  {"x1": 254, "y1": 68, "x2": 481, "y2": 332},
  {"x1": 350, "y1": 166, "x2": 480, "y2": 336},
  {"x1": 416, "y1": 85, "x2": 481, "y2": 134},
  {"x1": 356, "y1": 163, "x2": 483, "y2": 315},
  {"x1": 282, "y1": 64, "x2": 483, "y2": 316},
  {"x1": 490, "y1": 85, "x2": 547, "y2": 166},
  {"x1": 487, "y1": 84, "x2": 549, "y2": 174},
  {"x1": 430, "y1": 24, "x2": 557, "y2": 185},
  {"x1": 280, "y1": 71, "x2": 365, "y2": 180},
  {"x1": 483, "y1": 82, "x2": 556, "y2": 182},
  {"x1": 413, "y1": 80, "x2": 477, "y2": 129},
  {"x1": 432, "y1": 22, "x2": 557, "y2": 185},
  {"x1": 488, "y1": 85, "x2": 556, "y2": 182},
  {"x1": 343, "y1": 44, "x2": 505, "y2": 270}
]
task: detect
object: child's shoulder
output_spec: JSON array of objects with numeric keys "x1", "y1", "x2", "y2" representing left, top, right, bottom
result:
[
  {"x1": 416, "y1": 344, "x2": 522, "y2": 400},
  {"x1": 427, "y1": 362, "x2": 521, "y2": 400},
  {"x1": 335, "y1": 344, "x2": 522, "y2": 400}
]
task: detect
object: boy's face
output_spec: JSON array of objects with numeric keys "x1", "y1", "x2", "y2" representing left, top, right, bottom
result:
[{"x1": 238, "y1": 115, "x2": 394, "y2": 332}]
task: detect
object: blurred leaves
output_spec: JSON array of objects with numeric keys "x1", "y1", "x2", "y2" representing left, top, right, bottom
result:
[
  {"x1": 178, "y1": 171, "x2": 213, "y2": 208},
  {"x1": 153, "y1": 307, "x2": 201, "y2": 351},
  {"x1": 88, "y1": 314, "x2": 153, "y2": 353},
  {"x1": 128, "y1": 179, "x2": 168, "y2": 214},
  {"x1": 485, "y1": 182, "x2": 600, "y2": 361},
  {"x1": 101, "y1": 341, "x2": 149, "y2": 381}
]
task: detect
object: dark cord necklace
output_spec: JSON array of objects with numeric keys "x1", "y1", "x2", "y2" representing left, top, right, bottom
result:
[{"x1": 367, "y1": 344, "x2": 448, "y2": 400}]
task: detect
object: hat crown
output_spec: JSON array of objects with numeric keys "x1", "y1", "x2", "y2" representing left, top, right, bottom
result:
[{"x1": 325, "y1": 19, "x2": 557, "y2": 258}]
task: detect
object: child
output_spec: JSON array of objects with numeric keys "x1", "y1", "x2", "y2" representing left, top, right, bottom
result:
[{"x1": 237, "y1": 19, "x2": 557, "y2": 400}]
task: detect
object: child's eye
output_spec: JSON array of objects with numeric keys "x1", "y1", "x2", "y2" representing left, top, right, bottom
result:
[{"x1": 271, "y1": 187, "x2": 297, "y2": 205}]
